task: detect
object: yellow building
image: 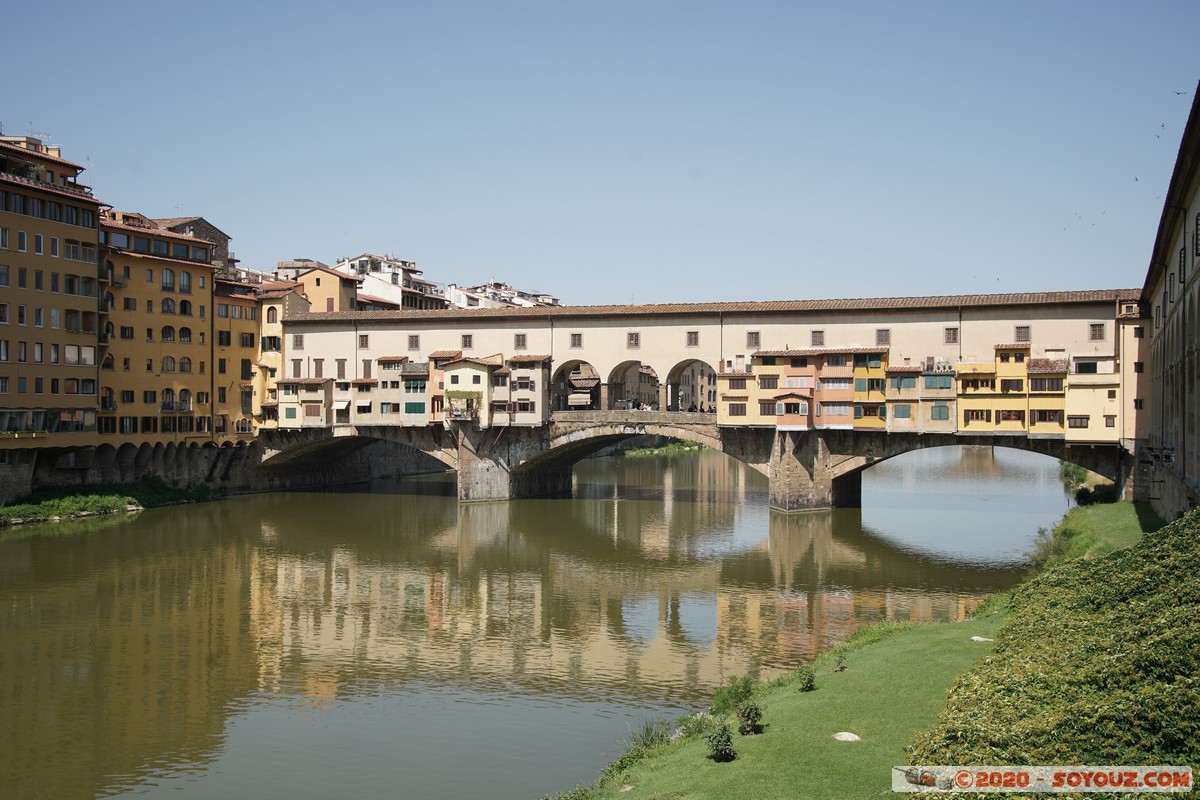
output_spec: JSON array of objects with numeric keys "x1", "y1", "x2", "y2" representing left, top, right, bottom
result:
[
  {"x1": 852, "y1": 349, "x2": 887, "y2": 429},
  {"x1": 98, "y1": 211, "x2": 217, "y2": 447},
  {"x1": 991, "y1": 344, "x2": 1031, "y2": 434},
  {"x1": 254, "y1": 279, "x2": 308, "y2": 429},
  {"x1": 275, "y1": 260, "x2": 359, "y2": 312},
  {"x1": 0, "y1": 135, "x2": 103, "y2": 465},
  {"x1": 213, "y1": 277, "x2": 262, "y2": 439},
  {"x1": 1027, "y1": 358, "x2": 1067, "y2": 437}
]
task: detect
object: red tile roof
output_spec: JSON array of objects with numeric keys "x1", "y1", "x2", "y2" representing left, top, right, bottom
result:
[
  {"x1": 102, "y1": 217, "x2": 215, "y2": 244},
  {"x1": 286, "y1": 289, "x2": 1138, "y2": 325},
  {"x1": 506, "y1": 354, "x2": 552, "y2": 364},
  {"x1": 0, "y1": 171, "x2": 103, "y2": 205},
  {"x1": 428, "y1": 350, "x2": 462, "y2": 359},
  {"x1": 754, "y1": 347, "x2": 889, "y2": 357},
  {"x1": 0, "y1": 140, "x2": 87, "y2": 168},
  {"x1": 1029, "y1": 358, "x2": 1069, "y2": 373},
  {"x1": 376, "y1": 355, "x2": 409, "y2": 362}
]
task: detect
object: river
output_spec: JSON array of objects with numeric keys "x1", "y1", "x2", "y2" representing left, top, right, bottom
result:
[{"x1": 0, "y1": 445, "x2": 1072, "y2": 799}]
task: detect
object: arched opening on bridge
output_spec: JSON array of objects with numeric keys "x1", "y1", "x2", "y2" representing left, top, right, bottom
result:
[
  {"x1": 605, "y1": 361, "x2": 660, "y2": 410},
  {"x1": 665, "y1": 358, "x2": 718, "y2": 413},
  {"x1": 551, "y1": 359, "x2": 602, "y2": 411}
]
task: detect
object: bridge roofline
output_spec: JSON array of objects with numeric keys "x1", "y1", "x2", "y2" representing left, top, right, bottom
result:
[{"x1": 287, "y1": 288, "x2": 1142, "y2": 326}]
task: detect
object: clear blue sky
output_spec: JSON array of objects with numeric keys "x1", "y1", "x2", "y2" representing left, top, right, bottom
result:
[{"x1": 6, "y1": 1, "x2": 1198, "y2": 304}]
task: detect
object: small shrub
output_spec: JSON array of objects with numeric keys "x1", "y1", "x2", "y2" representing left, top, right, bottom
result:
[
  {"x1": 706, "y1": 721, "x2": 737, "y2": 762},
  {"x1": 834, "y1": 650, "x2": 847, "y2": 672},
  {"x1": 711, "y1": 674, "x2": 753, "y2": 715},
  {"x1": 623, "y1": 718, "x2": 670, "y2": 749},
  {"x1": 794, "y1": 662, "x2": 816, "y2": 692},
  {"x1": 735, "y1": 699, "x2": 762, "y2": 735},
  {"x1": 676, "y1": 711, "x2": 717, "y2": 740}
]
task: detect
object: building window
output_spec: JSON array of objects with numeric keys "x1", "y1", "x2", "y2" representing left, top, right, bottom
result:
[
  {"x1": 807, "y1": 330, "x2": 823, "y2": 347},
  {"x1": 729, "y1": 377, "x2": 746, "y2": 390},
  {"x1": 758, "y1": 401, "x2": 777, "y2": 416},
  {"x1": 293, "y1": 334, "x2": 304, "y2": 350},
  {"x1": 1105, "y1": 415, "x2": 1116, "y2": 428},
  {"x1": 872, "y1": 328, "x2": 889, "y2": 347},
  {"x1": 686, "y1": 331, "x2": 699, "y2": 347},
  {"x1": 1067, "y1": 415, "x2": 1089, "y2": 429},
  {"x1": 1075, "y1": 361, "x2": 1098, "y2": 374},
  {"x1": 570, "y1": 333, "x2": 583, "y2": 348},
  {"x1": 1133, "y1": 398, "x2": 1144, "y2": 410},
  {"x1": 930, "y1": 403, "x2": 950, "y2": 421},
  {"x1": 241, "y1": 332, "x2": 255, "y2": 347},
  {"x1": 627, "y1": 332, "x2": 640, "y2": 349},
  {"x1": 462, "y1": 334, "x2": 473, "y2": 349},
  {"x1": 359, "y1": 334, "x2": 369, "y2": 349},
  {"x1": 1089, "y1": 323, "x2": 1105, "y2": 341},
  {"x1": 746, "y1": 331, "x2": 760, "y2": 350},
  {"x1": 1000, "y1": 379, "x2": 1023, "y2": 393},
  {"x1": 1133, "y1": 362, "x2": 1144, "y2": 373},
  {"x1": 1030, "y1": 377, "x2": 1063, "y2": 391},
  {"x1": 892, "y1": 404, "x2": 911, "y2": 419},
  {"x1": 944, "y1": 327, "x2": 959, "y2": 345},
  {"x1": 514, "y1": 333, "x2": 527, "y2": 350},
  {"x1": 1014, "y1": 325, "x2": 1031, "y2": 343},
  {"x1": 408, "y1": 335, "x2": 419, "y2": 351},
  {"x1": 218, "y1": 330, "x2": 231, "y2": 346},
  {"x1": 759, "y1": 376, "x2": 778, "y2": 390}
]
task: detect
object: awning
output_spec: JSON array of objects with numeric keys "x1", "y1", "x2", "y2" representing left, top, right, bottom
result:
[
  {"x1": 568, "y1": 394, "x2": 592, "y2": 406},
  {"x1": 334, "y1": 400, "x2": 350, "y2": 411}
]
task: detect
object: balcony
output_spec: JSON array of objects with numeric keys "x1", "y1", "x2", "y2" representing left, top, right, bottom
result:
[{"x1": 100, "y1": 399, "x2": 117, "y2": 412}]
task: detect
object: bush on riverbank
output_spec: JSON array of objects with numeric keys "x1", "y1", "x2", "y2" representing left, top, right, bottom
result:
[
  {"x1": 911, "y1": 509, "x2": 1200, "y2": 769},
  {"x1": 0, "y1": 477, "x2": 217, "y2": 527},
  {"x1": 623, "y1": 440, "x2": 704, "y2": 457}
]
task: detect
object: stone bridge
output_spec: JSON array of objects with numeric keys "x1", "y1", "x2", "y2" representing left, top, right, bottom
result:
[{"x1": 258, "y1": 410, "x2": 1134, "y2": 511}]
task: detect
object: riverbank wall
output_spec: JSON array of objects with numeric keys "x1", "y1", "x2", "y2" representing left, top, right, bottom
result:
[{"x1": 0, "y1": 438, "x2": 449, "y2": 504}]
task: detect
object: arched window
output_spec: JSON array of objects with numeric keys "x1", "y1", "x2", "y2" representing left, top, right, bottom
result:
[
  {"x1": 179, "y1": 388, "x2": 192, "y2": 409},
  {"x1": 179, "y1": 300, "x2": 193, "y2": 316},
  {"x1": 102, "y1": 353, "x2": 115, "y2": 370},
  {"x1": 104, "y1": 321, "x2": 115, "y2": 341},
  {"x1": 179, "y1": 271, "x2": 192, "y2": 293},
  {"x1": 162, "y1": 356, "x2": 176, "y2": 373},
  {"x1": 162, "y1": 297, "x2": 176, "y2": 314},
  {"x1": 180, "y1": 357, "x2": 192, "y2": 373},
  {"x1": 179, "y1": 326, "x2": 192, "y2": 343},
  {"x1": 161, "y1": 325, "x2": 175, "y2": 342},
  {"x1": 161, "y1": 269, "x2": 175, "y2": 291},
  {"x1": 161, "y1": 388, "x2": 176, "y2": 409},
  {"x1": 104, "y1": 292, "x2": 115, "y2": 312},
  {"x1": 267, "y1": 307, "x2": 278, "y2": 324}
]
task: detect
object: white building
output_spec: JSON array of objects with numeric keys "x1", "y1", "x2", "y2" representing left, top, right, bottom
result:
[{"x1": 332, "y1": 253, "x2": 447, "y2": 310}]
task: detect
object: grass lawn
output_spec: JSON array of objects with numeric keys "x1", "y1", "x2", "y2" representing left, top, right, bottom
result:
[
  {"x1": 1030, "y1": 501, "x2": 1165, "y2": 567},
  {"x1": 562, "y1": 501, "x2": 1166, "y2": 800},
  {"x1": 585, "y1": 609, "x2": 1008, "y2": 800}
]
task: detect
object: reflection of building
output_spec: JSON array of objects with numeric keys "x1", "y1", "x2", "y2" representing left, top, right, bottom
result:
[{"x1": 0, "y1": 518, "x2": 258, "y2": 798}]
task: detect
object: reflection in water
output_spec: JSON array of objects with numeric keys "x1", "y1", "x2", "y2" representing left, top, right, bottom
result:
[{"x1": 0, "y1": 446, "x2": 1062, "y2": 799}]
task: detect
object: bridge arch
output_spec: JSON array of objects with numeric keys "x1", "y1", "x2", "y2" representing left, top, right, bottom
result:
[
  {"x1": 605, "y1": 360, "x2": 660, "y2": 410},
  {"x1": 551, "y1": 359, "x2": 602, "y2": 411},
  {"x1": 664, "y1": 357, "x2": 719, "y2": 413},
  {"x1": 512, "y1": 416, "x2": 726, "y2": 481}
]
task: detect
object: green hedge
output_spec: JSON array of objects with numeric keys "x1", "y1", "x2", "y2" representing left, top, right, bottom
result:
[{"x1": 911, "y1": 509, "x2": 1200, "y2": 768}]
